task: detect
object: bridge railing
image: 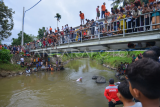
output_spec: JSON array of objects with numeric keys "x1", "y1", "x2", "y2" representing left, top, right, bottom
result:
[{"x1": 28, "y1": 10, "x2": 160, "y2": 50}]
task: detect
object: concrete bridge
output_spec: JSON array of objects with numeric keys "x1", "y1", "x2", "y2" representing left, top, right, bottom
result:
[
  {"x1": 30, "y1": 30, "x2": 160, "y2": 53},
  {"x1": 30, "y1": 12, "x2": 160, "y2": 53}
]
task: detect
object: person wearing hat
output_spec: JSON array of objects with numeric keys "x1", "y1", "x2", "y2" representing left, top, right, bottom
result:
[
  {"x1": 101, "y1": 2, "x2": 106, "y2": 18},
  {"x1": 104, "y1": 78, "x2": 123, "y2": 107},
  {"x1": 152, "y1": 1, "x2": 160, "y2": 29}
]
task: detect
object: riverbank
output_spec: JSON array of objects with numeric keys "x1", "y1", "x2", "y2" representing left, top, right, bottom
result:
[
  {"x1": 0, "y1": 63, "x2": 27, "y2": 77},
  {"x1": 61, "y1": 51, "x2": 145, "y2": 69}
]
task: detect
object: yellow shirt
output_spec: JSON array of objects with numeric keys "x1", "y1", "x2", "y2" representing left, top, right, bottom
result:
[{"x1": 118, "y1": 15, "x2": 126, "y2": 26}]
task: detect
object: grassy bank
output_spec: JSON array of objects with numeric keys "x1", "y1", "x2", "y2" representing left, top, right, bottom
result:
[
  {"x1": 61, "y1": 51, "x2": 145, "y2": 68},
  {"x1": 0, "y1": 63, "x2": 26, "y2": 72}
]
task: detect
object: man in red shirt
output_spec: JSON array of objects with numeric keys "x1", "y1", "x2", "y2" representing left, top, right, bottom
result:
[
  {"x1": 104, "y1": 78, "x2": 123, "y2": 107},
  {"x1": 79, "y1": 11, "x2": 85, "y2": 25}
]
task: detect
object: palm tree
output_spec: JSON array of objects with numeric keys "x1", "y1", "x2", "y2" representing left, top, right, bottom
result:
[{"x1": 54, "y1": 13, "x2": 61, "y2": 28}]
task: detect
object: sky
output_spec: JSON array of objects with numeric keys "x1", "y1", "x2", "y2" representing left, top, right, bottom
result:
[{"x1": 2, "y1": 0, "x2": 113, "y2": 45}]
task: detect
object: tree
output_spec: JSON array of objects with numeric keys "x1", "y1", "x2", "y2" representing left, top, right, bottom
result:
[
  {"x1": 30, "y1": 34, "x2": 37, "y2": 41},
  {"x1": 54, "y1": 13, "x2": 61, "y2": 27},
  {"x1": 37, "y1": 27, "x2": 45, "y2": 39},
  {"x1": 111, "y1": 0, "x2": 136, "y2": 7},
  {"x1": 11, "y1": 31, "x2": 34, "y2": 46},
  {"x1": 0, "y1": 1, "x2": 15, "y2": 40}
]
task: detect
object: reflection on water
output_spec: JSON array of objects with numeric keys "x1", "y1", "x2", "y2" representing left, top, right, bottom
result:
[{"x1": 0, "y1": 59, "x2": 120, "y2": 107}]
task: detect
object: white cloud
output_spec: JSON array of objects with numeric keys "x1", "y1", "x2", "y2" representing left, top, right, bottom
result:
[{"x1": 2, "y1": 0, "x2": 113, "y2": 45}]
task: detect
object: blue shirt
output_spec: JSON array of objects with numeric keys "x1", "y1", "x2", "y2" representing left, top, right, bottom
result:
[
  {"x1": 36, "y1": 64, "x2": 39, "y2": 67},
  {"x1": 48, "y1": 58, "x2": 50, "y2": 62},
  {"x1": 39, "y1": 62, "x2": 41, "y2": 66}
]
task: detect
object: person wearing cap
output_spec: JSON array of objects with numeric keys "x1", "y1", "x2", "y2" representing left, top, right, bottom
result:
[
  {"x1": 104, "y1": 78, "x2": 123, "y2": 107},
  {"x1": 152, "y1": 2, "x2": 160, "y2": 29},
  {"x1": 101, "y1": 2, "x2": 106, "y2": 18},
  {"x1": 79, "y1": 11, "x2": 85, "y2": 25}
]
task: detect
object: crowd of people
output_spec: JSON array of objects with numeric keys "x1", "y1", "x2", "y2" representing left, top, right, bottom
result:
[
  {"x1": 17, "y1": 55, "x2": 64, "y2": 73},
  {"x1": 104, "y1": 46, "x2": 160, "y2": 107},
  {"x1": 23, "y1": 0, "x2": 160, "y2": 51}
]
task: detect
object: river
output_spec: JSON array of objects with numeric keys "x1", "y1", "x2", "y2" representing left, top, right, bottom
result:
[{"x1": 0, "y1": 59, "x2": 121, "y2": 107}]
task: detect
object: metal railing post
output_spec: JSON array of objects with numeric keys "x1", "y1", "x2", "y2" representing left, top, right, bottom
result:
[
  {"x1": 116, "y1": 20, "x2": 117, "y2": 31},
  {"x1": 81, "y1": 31, "x2": 82, "y2": 43},
  {"x1": 144, "y1": 14, "x2": 145, "y2": 31},
  {"x1": 149, "y1": 13, "x2": 151, "y2": 30},
  {"x1": 98, "y1": 24, "x2": 100, "y2": 40},
  {"x1": 123, "y1": 19, "x2": 125, "y2": 37},
  {"x1": 155, "y1": 12, "x2": 156, "y2": 28}
]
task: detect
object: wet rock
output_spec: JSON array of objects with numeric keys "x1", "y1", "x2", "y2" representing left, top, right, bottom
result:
[
  {"x1": 0, "y1": 72, "x2": 9, "y2": 77},
  {"x1": 18, "y1": 72, "x2": 23, "y2": 75},
  {"x1": 92, "y1": 75, "x2": 98, "y2": 79},
  {"x1": 96, "y1": 76, "x2": 106, "y2": 83},
  {"x1": 119, "y1": 75, "x2": 125, "y2": 80},
  {"x1": 11, "y1": 72, "x2": 16, "y2": 75},
  {"x1": 7, "y1": 75, "x2": 12, "y2": 77}
]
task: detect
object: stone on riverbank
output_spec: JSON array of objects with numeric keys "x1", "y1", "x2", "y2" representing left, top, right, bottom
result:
[
  {"x1": 0, "y1": 71, "x2": 9, "y2": 77},
  {"x1": 96, "y1": 76, "x2": 106, "y2": 83}
]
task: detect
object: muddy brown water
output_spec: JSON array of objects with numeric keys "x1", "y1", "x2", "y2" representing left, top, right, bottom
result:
[{"x1": 0, "y1": 59, "x2": 122, "y2": 107}]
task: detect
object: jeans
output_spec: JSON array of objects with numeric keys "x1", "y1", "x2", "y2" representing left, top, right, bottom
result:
[
  {"x1": 109, "y1": 100, "x2": 123, "y2": 107},
  {"x1": 73, "y1": 34, "x2": 76, "y2": 41},
  {"x1": 101, "y1": 11, "x2": 105, "y2": 18}
]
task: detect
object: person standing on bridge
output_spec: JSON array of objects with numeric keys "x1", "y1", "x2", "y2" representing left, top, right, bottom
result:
[
  {"x1": 96, "y1": 6, "x2": 100, "y2": 20},
  {"x1": 49, "y1": 26, "x2": 52, "y2": 34},
  {"x1": 101, "y1": 2, "x2": 106, "y2": 18},
  {"x1": 79, "y1": 11, "x2": 85, "y2": 25}
]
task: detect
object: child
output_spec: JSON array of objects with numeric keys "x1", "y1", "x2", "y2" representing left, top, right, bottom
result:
[
  {"x1": 51, "y1": 65, "x2": 54, "y2": 71},
  {"x1": 33, "y1": 58, "x2": 36, "y2": 65},
  {"x1": 39, "y1": 61, "x2": 41, "y2": 67},
  {"x1": 36, "y1": 62, "x2": 39, "y2": 71},
  {"x1": 117, "y1": 80, "x2": 142, "y2": 107},
  {"x1": 126, "y1": 58, "x2": 160, "y2": 107}
]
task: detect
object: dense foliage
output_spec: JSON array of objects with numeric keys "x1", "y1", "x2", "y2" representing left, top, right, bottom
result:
[
  {"x1": 61, "y1": 51, "x2": 145, "y2": 68},
  {"x1": 0, "y1": 1, "x2": 15, "y2": 40},
  {"x1": 0, "y1": 48, "x2": 12, "y2": 63},
  {"x1": 12, "y1": 31, "x2": 34, "y2": 45},
  {"x1": 37, "y1": 27, "x2": 45, "y2": 39}
]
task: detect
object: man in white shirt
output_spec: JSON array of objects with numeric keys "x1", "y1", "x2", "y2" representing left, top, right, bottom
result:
[{"x1": 20, "y1": 56, "x2": 24, "y2": 67}]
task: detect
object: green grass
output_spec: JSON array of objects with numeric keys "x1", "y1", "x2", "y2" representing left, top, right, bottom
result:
[
  {"x1": 61, "y1": 51, "x2": 145, "y2": 68},
  {"x1": 0, "y1": 63, "x2": 27, "y2": 72}
]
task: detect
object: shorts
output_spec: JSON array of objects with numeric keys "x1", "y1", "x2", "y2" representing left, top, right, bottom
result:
[
  {"x1": 97, "y1": 12, "x2": 100, "y2": 17},
  {"x1": 81, "y1": 19, "x2": 84, "y2": 21}
]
